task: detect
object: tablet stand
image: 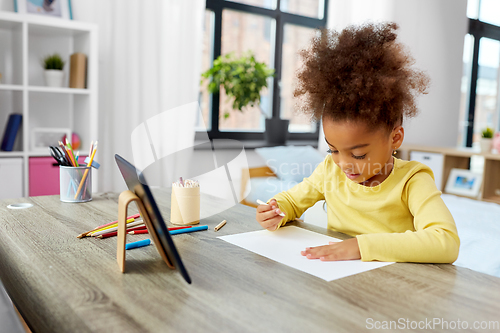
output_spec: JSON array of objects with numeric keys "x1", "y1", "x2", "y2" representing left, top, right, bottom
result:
[{"x1": 117, "y1": 190, "x2": 174, "y2": 272}]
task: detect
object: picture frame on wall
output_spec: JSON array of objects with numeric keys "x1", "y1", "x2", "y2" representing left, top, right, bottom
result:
[
  {"x1": 444, "y1": 168, "x2": 483, "y2": 198},
  {"x1": 14, "y1": 0, "x2": 73, "y2": 20}
]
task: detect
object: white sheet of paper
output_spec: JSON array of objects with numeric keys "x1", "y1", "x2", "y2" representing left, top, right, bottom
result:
[{"x1": 219, "y1": 226, "x2": 393, "y2": 281}]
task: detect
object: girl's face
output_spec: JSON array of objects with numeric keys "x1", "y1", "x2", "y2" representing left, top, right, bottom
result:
[{"x1": 323, "y1": 118, "x2": 404, "y2": 186}]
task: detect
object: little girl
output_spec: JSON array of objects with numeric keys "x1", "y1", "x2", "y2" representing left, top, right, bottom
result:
[{"x1": 256, "y1": 22, "x2": 460, "y2": 263}]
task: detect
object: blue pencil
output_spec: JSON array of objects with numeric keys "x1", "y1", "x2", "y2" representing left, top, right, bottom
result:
[
  {"x1": 125, "y1": 239, "x2": 151, "y2": 250},
  {"x1": 125, "y1": 225, "x2": 208, "y2": 250},
  {"x1": 169, "y1": 225, "x2": 208, "y2": 235}
]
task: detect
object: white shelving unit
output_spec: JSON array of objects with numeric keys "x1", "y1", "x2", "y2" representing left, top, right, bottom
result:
[
  {"x1": 397, "y1": 144, "x2": 500, "y2": 204},
  {"x1": 0, "y1": 11, "x2": 98, "y2": 198}
]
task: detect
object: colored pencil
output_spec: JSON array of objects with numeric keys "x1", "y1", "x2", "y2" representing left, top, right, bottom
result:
[
  {"x1": 128, "y1": 230, "x2": 148, "y2": 235},
  {"x1": 214, "y1": 220, "x2": 226, "y2": 231},
  {"x1": 256, "y1": 199, "x2": 285, "y2": 217},
  {"x1": 169, "y1": 225, "x2": 208, "y2": 235},
  {"x1": 74, "y1": 141, "x2": 97, "y2": 199},
  {"x1": 96, "y1": 231, "x2": 118, "y2": 239},
  {"x1": 125, "y1": 239, "x2": 151, "y2": 250},
  {"x1": 82, "y1": 141, "x2": 94, "y2": 198},
  {"x1": 90, "y1": 220, "x2": 144, "y2": 237},
  {"x1": 96, "y1": 225, "x2": 148, "y2": 239},
  {"x1": 125, "y1": 226, "x2": 194, "y2": 234},
  {"x1": 65, "y1": 138, "x2": 78, "y2": 167},
  {"x1": 86, "y1": 217, "x2": 137, "y2": 235},
  {"x1": 98, "y1": 225, "x2": 192, "y2": 238},
  {"x1": 127, "y1": 225, "x2": 148, "y2": 232},
  {"x1": 58, "y1": 141, "x2": 73, "y2": 166},
  {"x1": 76, "y1": 214, "x2": 141, "y2": 238}
]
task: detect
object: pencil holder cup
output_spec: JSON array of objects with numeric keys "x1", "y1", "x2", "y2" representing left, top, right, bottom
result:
[
  {"x1": 60, "y1": 166, "x2": 92, "y2": 203},
  {"x1": 170, "y1": 186, "x2": 200, "y2": 225}
]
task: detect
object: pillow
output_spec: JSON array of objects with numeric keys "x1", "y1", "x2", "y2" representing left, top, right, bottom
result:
[{"x1": 255, "y1": 145, "x2": 325, "y2": 182}]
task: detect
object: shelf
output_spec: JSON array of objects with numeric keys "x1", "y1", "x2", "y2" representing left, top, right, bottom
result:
[
  {"x1": 28, "y1": 86, "x2": 90, "y2": 94},
  {"x1": 399, "y1": 145, "x2": 500, "y2": 206},
  {"x1": 482, "y1": 195, "x2": 500, "y2": 204},
  {"x1": 28, "y1": 151, "x2": 51, "y2": 157},
  {"x1": 0, "y1": 151, "x2": 24, "y2": 157},
  {"x1": 28, "y1": 150, "x2": 86, "y2": 157},
  {"x1": 0, "y1": 84, "x2": 23, "y2": 91},
  {"x1": 0, "y1": 12, "x2": 23, "y2": 25},
  {"x1": 0, "y1": 13, "x2": 98, "y2": 198}
]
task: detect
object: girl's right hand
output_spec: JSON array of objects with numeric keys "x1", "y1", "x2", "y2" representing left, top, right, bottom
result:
[{"x1": 256, "y1": 199, "x2": 284, "y2": 231}]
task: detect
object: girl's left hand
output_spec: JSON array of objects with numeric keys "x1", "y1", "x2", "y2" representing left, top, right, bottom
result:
[{"x1": 301, "y1": 238, "x2": 361, "y2": 261}]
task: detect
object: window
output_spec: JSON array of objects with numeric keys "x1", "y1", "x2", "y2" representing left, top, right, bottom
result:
[
  {"x1": 460, "y1": 0, "x2": 500, "y2": 147},
  {"x1": 199, "y1": 0, "x2": 329, "y2": 141}
]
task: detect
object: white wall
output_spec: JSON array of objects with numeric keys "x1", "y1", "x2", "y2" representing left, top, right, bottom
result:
[{"x1": 327, "y1": 0, "x2": 468, "y2": 148}]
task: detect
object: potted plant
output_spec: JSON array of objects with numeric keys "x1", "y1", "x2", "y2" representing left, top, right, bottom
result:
[
  {"x1": 480, "y1": 127, "x2": 494, "y2": 153},
  {"x1": 42, "y1": 53, "x2": 65, "y2": 87},
  {"x1": 479, "y1": 127, "x2": 494, "y2": 153},
  {"x1": 202, "y1": 52, "x2": 289, "y2": 145}
]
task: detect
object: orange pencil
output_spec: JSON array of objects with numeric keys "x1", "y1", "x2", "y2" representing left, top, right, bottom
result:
[
  {"x1": 74, "y1": 141, "x2": 98, "y2": 199},
  {"x1": 82, "y1": 141, "x2": 94, "y2": 198},
  {"x1": 65, "y1": 138, "x2": 78, "y2": 167}
]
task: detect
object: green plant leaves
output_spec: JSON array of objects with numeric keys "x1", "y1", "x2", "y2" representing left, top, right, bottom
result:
[
  {"x1": 42, "y1": 53, "x2": 65, "y2": 70},
  {"x1": 482, "y1": 127, "x2": 494, "y2": 139},
  {"x1": 201, "y1": 51, "x2": 275, "y2": 116}
]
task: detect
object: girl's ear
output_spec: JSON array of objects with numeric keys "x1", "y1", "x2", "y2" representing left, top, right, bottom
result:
[{"x1": 391, "y1": 126, "x2": 404, "y2": 149}]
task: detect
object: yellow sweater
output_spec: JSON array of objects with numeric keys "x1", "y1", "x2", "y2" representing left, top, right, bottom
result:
[{"x1": 273, "y1": 156, "x2": 460, "y2": 263}]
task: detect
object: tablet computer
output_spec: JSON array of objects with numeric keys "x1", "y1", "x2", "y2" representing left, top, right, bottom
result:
[{"x1": 115, "y1": 154, "x2": 191, "y2": 284}]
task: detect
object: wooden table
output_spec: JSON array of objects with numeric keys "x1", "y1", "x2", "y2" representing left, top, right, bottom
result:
[{"x1": 0, "y1": 190, "x2": 499, "y2": 332}]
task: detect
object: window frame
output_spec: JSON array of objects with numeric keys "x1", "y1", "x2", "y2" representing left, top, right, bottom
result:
[
  {"x1": 199, "y1": 0, "x2": 329, "y2": 142},
  {"x1": 464, "y1": 18, "x2": 500, "y2": 147}
]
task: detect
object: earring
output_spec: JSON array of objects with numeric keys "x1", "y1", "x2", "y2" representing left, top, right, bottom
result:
[{"x1": 393, "y1": 149, "x2": 397, "y2": 155}]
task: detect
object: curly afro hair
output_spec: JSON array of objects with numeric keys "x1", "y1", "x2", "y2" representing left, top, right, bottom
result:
[{"x1": 294, "y1": 22, "x2": 429, "y2": 132}]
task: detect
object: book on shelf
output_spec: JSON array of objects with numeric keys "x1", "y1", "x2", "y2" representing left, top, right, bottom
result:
[
  {"x1": 69, "y1": 53, "x2": 87, "y2": 89},
  {"x1": 1, "y1": 114, "x2": 22, "y2": 151}
]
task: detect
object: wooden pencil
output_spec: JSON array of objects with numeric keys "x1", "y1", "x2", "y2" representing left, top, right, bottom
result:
[
  {"x1": 128, "y1": 226, "x2": 192, "y2": 235},
  {"x1": 77, "y1": 214, "x2": 141, "y2": 238},
  {"x1": 128, "y1": 230, "x2": 148, "y2": 235},
  {"x1": 74, "y1": 141, "x2": 97, "y2": 199},
  {"x1": 90, "y1": 220, "x2": 144, "y2": 237},
  {"x1": 96, "y1": 225, "x2": 148, "y2": 239},
  {"x1": 214, "y1": 220, "x2": 227, "y2": 231}
]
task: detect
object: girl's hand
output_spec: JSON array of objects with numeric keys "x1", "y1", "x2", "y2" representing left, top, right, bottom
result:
[
  {"x1": 301, "y1": 238, "x2": 361, "y2": 261},
  {"x1": 256, "y1": 199, "x2": 283, "y2": 231}
]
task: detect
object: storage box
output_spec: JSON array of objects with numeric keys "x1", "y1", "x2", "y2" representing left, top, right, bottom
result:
[
  {"x1": 69, "y1": 53, "x2": 87, "y2": 89},
  {"x1": 0, "y1": 158, "x2": 23, "y2": 199},
  {"x1": 30, "y1": 128, "x2": 71, "y2": 152},
  {"x1": 29, "y1": 157, "x2": 60, "y2": 196},
  {"x1": 410, "y1": 151, "x2": 445, "y2": 190}
]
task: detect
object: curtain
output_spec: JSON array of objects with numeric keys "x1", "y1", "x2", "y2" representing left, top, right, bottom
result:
[{"x1": 71, "y1": 0, "x2": 206, "y2": 192}]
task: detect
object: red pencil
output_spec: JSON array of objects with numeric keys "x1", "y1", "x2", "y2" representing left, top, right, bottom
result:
[
  {"x1": 77, "y1": 213, "x2": 141, "y2": 238},
  {"x1": 127, "y1": 225, "x2": 148, "y2": 232},
  {"x1": 169, "y1": 226, "x2": 193, "y2": 231},
  {"x1": 97, "y1": 225, "x2": 192, "y2": 239},
  {"x1": 96, "y1": 225, "x2": 147, "y2": 239},
  {"x1": 128, "y1": 226, "x2": 192, "y2": 235},
  {"x1": 128, "y1": 230, "x2": 148, "y2": 235}
]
